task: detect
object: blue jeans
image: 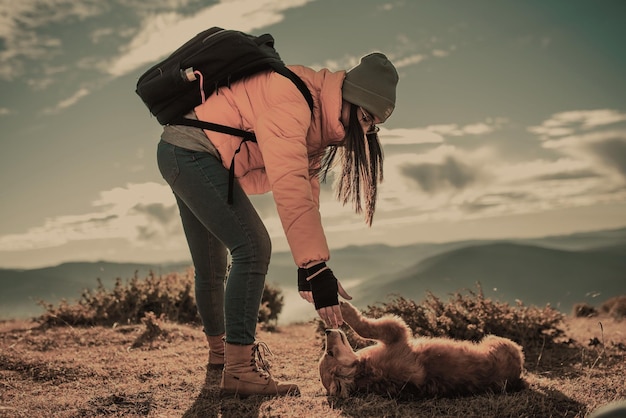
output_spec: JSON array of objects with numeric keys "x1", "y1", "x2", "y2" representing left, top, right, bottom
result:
[{"x1": 156, "y1": 140, "x2": 271, "y2": 345}]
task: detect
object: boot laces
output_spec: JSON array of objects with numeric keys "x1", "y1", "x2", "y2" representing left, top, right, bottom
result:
[{"x1": 251, "y1": 341, "x2": 273, "y2": 376}]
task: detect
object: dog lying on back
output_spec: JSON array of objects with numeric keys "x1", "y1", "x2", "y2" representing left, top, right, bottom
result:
[{"x1": 319, "y1": 301, "x2": 525, "y2": 398}]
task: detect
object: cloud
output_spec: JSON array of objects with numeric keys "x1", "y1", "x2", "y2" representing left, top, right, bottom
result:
[
  {"x1": 90, "y1": 27, "x2": 115, "y2": 44},
  {"x1": 0, "y1": 0, "x2": 315, "y2": 90},
  {"x1": 393, "y1": 53, "x2": 427, "y2": 68},
  {"x1": 131, "y1": 202, "x2": 178, "y2": 225},
  {"x1": 431, "y1": 49, "x2": 449, "y2": 58},
  {"x1": 361, "y1": 146, "x2": 493, "y2": 216},
  {"x1": 528, "y1": 109, "x2": 626, "y2": 181},
  {"x1": 0, "y1": 182, "x2": 181, "y2": 251},
  {"x1": 426, "y1": 118, "x2": 507, "y2": 137},
  {"x1": 361, "y1": 127, "x2": 626, "y2": 230},
  {"x1": 528, "y1": 109, "x2": 626, "y2": 140},
  {"x1": 42, "y1": 87, "x2": 90, "y2": 114},
  {"x1": 327, "y1": 133, "x2": 602, "y2": 229},
  {"x1": 588, "y1": 137, "x2": 626, "y2": 178},
  {"x1": 317, "y1": 36, "x2": 451, "y2": 73},
  {"x1": 386, "y1": 30, "x2": 455, "y2": 70},
  {"x1": 379, "y1": 126, "x2": 444, "y2": 145},
  {"x1": 107, "y1": 0, "x2": 316, "y2": 77},
  {"x1": 543, "y1": 130, "x2": 626, "y2": 180},
  {"x1": 377, "y1": 120, "x2": 504, "y2": 147},
  {"x1": 0, "y1": 0, "x2": 106, "y2": 80},
  {"x1": 534, "y1": 169, "x2": 600, "y2": 182},
  {"x1": 400, "y1": 156, "x2": 480, "y2": 193}
]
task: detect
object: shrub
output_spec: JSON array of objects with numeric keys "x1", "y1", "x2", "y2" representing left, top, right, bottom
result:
[
  {"x1": 369, "y1": 288, "x2": 565, "y2": 348},
  {"x1": 318, "y1": 285, "x2": 566, "y2": 353},
  {"x1": 38, "y1": 271, "x2": 199, "y2": 327},
  {"x1": 572, "y1": 303, "x2": 598, "y2": 318},
  {"x1": 38, "y1": 270, "x2": 285, "y2": 329},
  {"x1": 600, "y1": 295, "x2": 626, "y2": 319},
  {"x1": 258, "y1": 282, "x2": 284, "y2": 331},
  {"x1": 131, "y1": 311, "x2": 168, "y2": 349}
]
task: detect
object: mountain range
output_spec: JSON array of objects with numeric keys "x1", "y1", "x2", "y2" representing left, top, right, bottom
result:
[{"x1": 1, "y1": 227, "x2": 625, "y2": 323}]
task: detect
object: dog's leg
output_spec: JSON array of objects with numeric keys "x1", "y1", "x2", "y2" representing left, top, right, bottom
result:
[{"x1": 340, "y1": 301, "x2": 411, "y2": 344}]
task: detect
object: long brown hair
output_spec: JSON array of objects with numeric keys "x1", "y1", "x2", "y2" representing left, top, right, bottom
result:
[{"x1": 318, "y1": 104, "x2": 384, "y2": 226}]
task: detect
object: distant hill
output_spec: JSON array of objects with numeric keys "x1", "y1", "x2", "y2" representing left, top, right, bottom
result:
[
  {"x1": 517, "y1": 226, "x2": 626, "y2": 251},
  {"x1": 0, "y1": 261, "x2": 191, "y2": 319},
  {"x1": 1, "y1": 227, "x2": 625, "y2": 321},
  {"x1": 264, "y1": 241, "x2": 471, "y2": 288},
  {"x1": 351, "y1": 242, "x2": 626, "y2": 313}
]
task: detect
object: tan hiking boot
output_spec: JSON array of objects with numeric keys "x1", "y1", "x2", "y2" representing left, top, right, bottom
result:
[
  {"x1": 206, "y1": 333, "x2": 225, "y2": 370},
  {"x1": 220, "y1": 341, "x2": 300, "y2": 397}
]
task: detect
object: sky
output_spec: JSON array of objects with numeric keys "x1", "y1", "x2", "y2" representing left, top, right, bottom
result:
[{"x1": 1, "y1": 0, "x2": 626, "y2": 269}]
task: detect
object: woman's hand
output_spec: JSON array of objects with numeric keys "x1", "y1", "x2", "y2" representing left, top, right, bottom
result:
[
  {"x1": 297, "y1": 267, "x2": 314, "y2": 303},
  {"x1": 297, "y1": 263, "x2": 352, "y2": 328}
]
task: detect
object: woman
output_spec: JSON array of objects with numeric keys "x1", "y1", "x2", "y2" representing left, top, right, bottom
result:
[{"x1": 157, "y1": 52, "x2": 399, "y2": 396}]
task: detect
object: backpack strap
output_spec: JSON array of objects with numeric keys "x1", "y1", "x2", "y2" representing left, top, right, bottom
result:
[
  {"x1": 253, "y1": 34, "x2": 314, "y2": 111},
  {"x1": 269, "y1": 63, "x2": 315, "y2": 112},
  {"x1": 171, "y1": 117, "x2": 256, "y2": 204},
  {"x1": 170, "y1": 117, "x2": 257, "y2": 142}
]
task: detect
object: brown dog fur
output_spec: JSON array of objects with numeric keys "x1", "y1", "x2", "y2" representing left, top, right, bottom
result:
[{"x1": 319, "y1": 301, "x2": 526, "y2": 398}]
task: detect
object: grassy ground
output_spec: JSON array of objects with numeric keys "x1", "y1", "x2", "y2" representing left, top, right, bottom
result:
[{"x1": 1, "y1": 315, "x2": 624, "y2": 418}]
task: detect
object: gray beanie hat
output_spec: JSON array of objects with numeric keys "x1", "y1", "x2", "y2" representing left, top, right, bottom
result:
[{"x1": 342, "y1": 52, "x2": 399, "y2": 122}]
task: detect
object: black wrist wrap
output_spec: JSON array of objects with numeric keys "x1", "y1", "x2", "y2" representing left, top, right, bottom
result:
[
  {"x1": 309, "y1": 268, "x2": 338, "y2": 310},
  {"x1": 297, "y1": 268, "x2": 311, "y2": 291},
  {"x1": 297, "y1": 262, "x2": 327, "y2": 292},
  {"x1": 303, "y1": 262, "x2": 327, "y2": 277}
]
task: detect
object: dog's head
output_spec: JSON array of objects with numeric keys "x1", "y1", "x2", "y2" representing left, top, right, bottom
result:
[{"x1": 319, "y1": 329, "x2": 359, "y2": 397}]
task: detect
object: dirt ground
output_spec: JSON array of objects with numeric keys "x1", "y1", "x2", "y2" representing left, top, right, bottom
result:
[{"x1": 1, "y1": 316, "x2": 624, "y2": 417}]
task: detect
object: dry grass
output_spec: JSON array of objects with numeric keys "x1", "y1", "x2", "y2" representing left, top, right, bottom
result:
[{"x1": 1, "y1": 312, "x2": 624, "y2": 418}]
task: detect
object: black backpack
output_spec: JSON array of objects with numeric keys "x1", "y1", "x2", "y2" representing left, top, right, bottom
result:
[{"x1": 135, "y1": 27, "x2": 314, "y2": 202}]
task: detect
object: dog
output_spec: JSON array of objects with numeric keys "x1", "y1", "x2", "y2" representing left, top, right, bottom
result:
[{"x1": 319, "y1": 301, "x2": 526, "y2": 398}]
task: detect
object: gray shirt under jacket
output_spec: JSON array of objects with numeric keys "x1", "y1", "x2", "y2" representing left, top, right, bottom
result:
[{"x1": 160, "y1": 111, "x2": 221, "y2": 158}]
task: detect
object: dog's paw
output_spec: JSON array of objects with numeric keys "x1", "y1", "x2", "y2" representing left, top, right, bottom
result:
[{"x1": 340, "y1": 301, "x2": 361, "y2": 323}]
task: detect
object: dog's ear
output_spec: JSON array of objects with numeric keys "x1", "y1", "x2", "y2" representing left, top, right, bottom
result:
[
  {"x1": 322, "y1": 364, "x2": 352, "y2": 398},
  {"x1": 323, "y1": 371, "x2": 357, "y2": 398},
  {"x1": 338, "y1": 379, "x2": 351, "y2": 398},
  {"x1": 328, "y1": 378, "x2": 351, "y2": 398},
  {"x1": 327, "y1": 379, "x2": 339, "y2": 396},
  {"x1": 320, "y1": 361, "x2": 339, "y2": 395}
]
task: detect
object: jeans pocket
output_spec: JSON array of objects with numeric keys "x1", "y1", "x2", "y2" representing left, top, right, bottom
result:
[{"x1": 157, "y1": 140, "x2": 180, "y2": 186}]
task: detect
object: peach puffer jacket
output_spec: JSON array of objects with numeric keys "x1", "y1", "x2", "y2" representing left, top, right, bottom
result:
[{"x1": 194, "y1": 65, "x2": 347, "y2": 268}]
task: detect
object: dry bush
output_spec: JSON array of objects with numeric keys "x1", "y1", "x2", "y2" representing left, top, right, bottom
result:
[
  {"x1": 572, "y1": 303, "x2": 599, "y2": 318},
  {"x1": 37, "y1": 270, "x2": 285, "y2": 329},
  {"x1": 38, "y1": 271, "x2": 199, "y2": 327},
  {"x1": 367, "y1": 285, "x2": 565, "y2": 348},
  {"x1": 258, "y1": 282, "x2": 284, "y2": 331},
  {"x1": 131, "y1": 311, "x2": 168, "y2": 349},
  {"x1": 600, "y1": 295, "x2": 626, "y2": 319}
]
